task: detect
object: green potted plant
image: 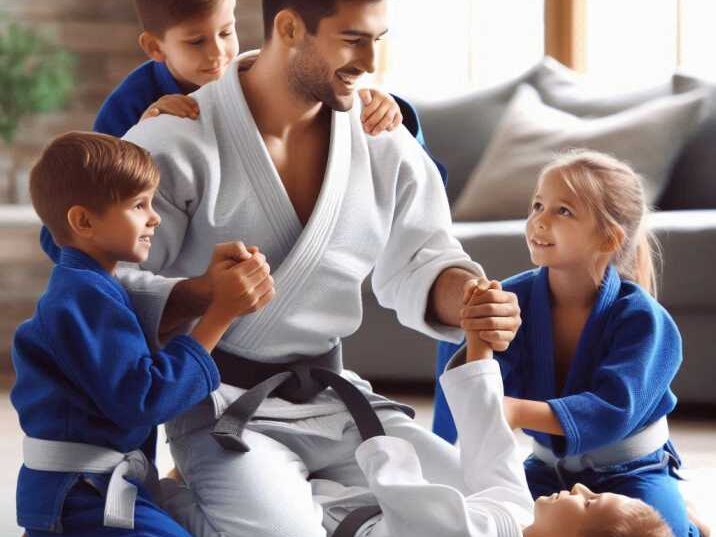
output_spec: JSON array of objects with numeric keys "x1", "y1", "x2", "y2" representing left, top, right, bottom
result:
[{"x1": 0, "y1": 20, "x2": 74, "y2": 202}]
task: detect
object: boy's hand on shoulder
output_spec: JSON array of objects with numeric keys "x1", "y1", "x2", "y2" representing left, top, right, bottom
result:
[
  {"x1": 141, "y1": 94, "x2": 200, "y2": 121},
  {"x1": 359, "y1": 88, "x2": 402, "y2": 136},
  {"x1": 460, "y1": 279, "x2": 521, "y2": 352}
]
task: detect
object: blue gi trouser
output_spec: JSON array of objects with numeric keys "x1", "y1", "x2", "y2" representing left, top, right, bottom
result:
[
  {"x1": 524, "y1": 444, "x2": 700, "y2": 537},
  {"x1": 26, "y1": 479, "x2": 192, "y2": 537}
]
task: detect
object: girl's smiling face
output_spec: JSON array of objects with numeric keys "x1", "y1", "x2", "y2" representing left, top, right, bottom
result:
[{"x1": 526, "y1": 170, "x2": 609, "y2": 272}]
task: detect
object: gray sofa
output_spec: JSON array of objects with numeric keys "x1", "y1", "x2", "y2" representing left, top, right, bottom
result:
[{"x1": 343, "y1": 58, "x2": 716, "y2": 406}]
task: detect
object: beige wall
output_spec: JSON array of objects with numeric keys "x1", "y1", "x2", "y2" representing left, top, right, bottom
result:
[{"x1": 0, "y1": 0, "x2": 264, "y2": 203}]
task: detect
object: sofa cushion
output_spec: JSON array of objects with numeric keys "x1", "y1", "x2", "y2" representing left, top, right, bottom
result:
[
  {"x1": 415, "y1": 57, "x2": 573, "y2": 205},
  {"x1": 534, "y1": 56, "x2": 674, "y2": 117},
  {"x1": 658, "y1": 73, "x2": 716, "y2": 210},
  {"x1": 452, "y1": 210, "x2": 716, "y2": 310},
  {"x1": 453, "y1": 85, "x2": 708, "y2": 222}
]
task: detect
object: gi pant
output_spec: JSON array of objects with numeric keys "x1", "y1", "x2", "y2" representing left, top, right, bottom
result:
[
  {"x1": 525, "y1": 442, "x2": 700, "y2": 537},
  {"x1": 161, "y1": 401, "x2": 466, "y2": 537}
]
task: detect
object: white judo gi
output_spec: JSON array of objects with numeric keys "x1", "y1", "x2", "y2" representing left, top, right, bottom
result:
[
  {"x1": 119, "y1": 54, "x2": 485, "y2": 537},
  {"x1": 354, "y1": 353, "x2": 534, "y2": 537}
]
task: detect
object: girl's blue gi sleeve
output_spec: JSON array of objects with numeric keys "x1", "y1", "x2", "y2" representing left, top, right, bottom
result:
[{"x1": 547, "y1": 299, "x2": 681, "y2": 456}]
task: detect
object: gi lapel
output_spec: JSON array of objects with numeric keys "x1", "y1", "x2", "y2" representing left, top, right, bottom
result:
[
  {"x1": 562, "y1": 265, "x2": 621, "y2": 395},
  {"x1": 529, "y1": 265, "x2": 622, "y2": 400},
  {"x1": 529, "y1": 268, "x2": 558, "y2": 401},
  {"x1": 218, "y1": 60, "x2": 352, "y2": 351}
]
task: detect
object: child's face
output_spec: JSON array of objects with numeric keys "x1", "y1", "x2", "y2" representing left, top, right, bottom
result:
[
  {"x1": 91, "y1": 187, "x2": 161, "y2": 266},
  {"x1": 156, "y1": 0, "x2": 239, "y2": 91},
  {"x1": 531, "y1": 484, "x2": 635, "y2": 537},
  {"x1": 525, "y1": 171, "x2": 606, "y2": 271}
]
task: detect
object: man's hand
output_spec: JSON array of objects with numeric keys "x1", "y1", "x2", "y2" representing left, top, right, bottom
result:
[
  {"x1": 359, "y1": 88, "x2": 403, "y2": 136},
  {"x1": 190, "y1": 242, "x2": 275, "y2": 352},
  {"x1": 141, "y1": 94, "x2": 200, "y2": 121},
  {"x1": 208, "y1": 248, "x2": 275, "y2": 318},
  {"x1": 460, "y1": 279, "x2": 521, "y2": 352},
  {"x1": 463, "y1": 278, "x2": 493, "y2": 362}
]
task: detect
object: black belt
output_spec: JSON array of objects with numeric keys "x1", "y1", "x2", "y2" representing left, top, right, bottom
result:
[{"x1": 211, "y1": 344, "x2": 401, "y2": 452}]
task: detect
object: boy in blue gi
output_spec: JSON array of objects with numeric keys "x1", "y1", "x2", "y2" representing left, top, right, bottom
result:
[
  {"x1": 96, "y1": 0, "x2": 404, "y2": 139},
  {"x1": 42, "y1": 0, "x2": 414, "y2": 263},
  {"x1": 434, "y1": 150, "x2": 707, "y2": 537},
  {"x1": 13, "y1": 131, "x2": 275, "y2": 536}
]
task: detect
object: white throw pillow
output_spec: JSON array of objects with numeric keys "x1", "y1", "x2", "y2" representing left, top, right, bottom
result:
[{"x1": 453, "y1": 85, "x2": 707, "y2": 222}]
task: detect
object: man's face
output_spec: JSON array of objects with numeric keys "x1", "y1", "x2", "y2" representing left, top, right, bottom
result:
[{"x1": 288, "y1": 0, "x2": 388, "y2": 111}]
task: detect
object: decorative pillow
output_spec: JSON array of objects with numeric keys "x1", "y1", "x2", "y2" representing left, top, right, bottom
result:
[
  {"x1": 534, "y1": 57, "x2": 674, "y2": 117},
  {"x1": 414, "y1": 57, "x2": 574, "y2": 204},
  {"x1": 452, "y1": 84, "x2": 708, "y2": 222}
]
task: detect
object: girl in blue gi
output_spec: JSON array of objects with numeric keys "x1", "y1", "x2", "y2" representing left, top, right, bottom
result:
[
  {"x1": 12, "y1": 132, "x2": 274, "y2": 536},
  {"x1": 350, "y1": 283, "x2": 674, "y2": 537},
  {"x1": 437, "y1": 150, "x2": 705, "y2": 537}
]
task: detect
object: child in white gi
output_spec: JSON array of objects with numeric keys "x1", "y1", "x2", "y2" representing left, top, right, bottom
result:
[
  {"x1": 13, "y1": 131, "x2": 274, "y2": 536},
  {"x1": 352, "y1": 280, "x2": 675, "y2": 537}
]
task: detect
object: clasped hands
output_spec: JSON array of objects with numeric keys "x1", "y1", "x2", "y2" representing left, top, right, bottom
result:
[
  {"x1": 201, "y1": 241, "x2": 276, "y2": 318},
  {"x1": 462, "y1": 277, "x2": 523, "y2": 429}
]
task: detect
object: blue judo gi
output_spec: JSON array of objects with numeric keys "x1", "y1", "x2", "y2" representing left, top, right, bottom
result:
[
  {"x1": 434, "y1": 265, "x2": 698, "y2": 537},
  {"x1": 11, "y1": 248, "x2": 220, "y2": 536}
]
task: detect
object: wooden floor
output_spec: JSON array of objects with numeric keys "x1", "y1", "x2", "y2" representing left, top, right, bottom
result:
[{"x1": 1, "y1": 389, "x2": 714, "y2": 535}]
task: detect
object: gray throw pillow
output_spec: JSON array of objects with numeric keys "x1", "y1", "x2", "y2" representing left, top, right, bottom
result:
[
  {"x1": 414, "y1": 57, "x2": 573, "y2": 204},
  {"x1": 453, "y1": 85, "x2": 708, "y2": 222},
  {"x1": 535, "y1": 56, "x2": 674, "y2": 117}
]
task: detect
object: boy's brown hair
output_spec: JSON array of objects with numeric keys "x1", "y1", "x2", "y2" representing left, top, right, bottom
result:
[
  {"x1": 30, "y1": 131, "x2": 159, "y2": 245},
  {"x1": 134, "y1": 0, "x2": 225, "y2": 37}
]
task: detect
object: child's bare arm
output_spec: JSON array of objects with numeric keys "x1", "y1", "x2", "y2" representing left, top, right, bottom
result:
[
  {"x1": 504, "y1": 397, "x2": 565, "y2": 435},
  {"x1": 141, "y1": 94, "x2": 200, "y2": 121},
  {"x1": 359, "y1": 88, "x2": 403, "y2": 136}
]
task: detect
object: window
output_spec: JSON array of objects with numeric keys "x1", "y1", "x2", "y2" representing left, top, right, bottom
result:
[
  {"x1": 372, "y1": 0, "x2": 544, "y2": 101},
  {"x1": 585, "y1": 0, "x2": 677, "y2": 90},
  {"x1": 679, "y1": 0, "x2": 716, "y2": 80}
]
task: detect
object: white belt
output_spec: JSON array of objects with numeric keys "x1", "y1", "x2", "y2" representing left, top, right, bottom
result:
[
  {"x1": 532, "y1": 416, "x2": 670, "y2": 472},
  {"x1": 23, "y1": 437, "x2": 158, "y2": 529}
]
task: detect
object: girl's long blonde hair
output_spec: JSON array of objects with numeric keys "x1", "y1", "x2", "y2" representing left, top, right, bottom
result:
[{"x1": 539, "y1": 150, "x2": 659, "y2": 296}]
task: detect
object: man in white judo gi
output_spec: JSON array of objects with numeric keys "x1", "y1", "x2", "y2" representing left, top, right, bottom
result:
[{"x1": 119, "y1": 0, "x2": 524, "y2": 536}]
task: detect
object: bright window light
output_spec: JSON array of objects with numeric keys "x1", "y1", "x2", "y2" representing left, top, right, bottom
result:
[
  {"x1": 374, "y1": 0, "x2": 544, "y2": 101},
  {"x1": 585, "y1": 0, "x2": 678, "y2": 90}
]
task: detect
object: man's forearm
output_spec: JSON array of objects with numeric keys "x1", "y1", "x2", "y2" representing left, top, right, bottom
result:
[
  {"x1": 427, "y1": 267, "x2": 483, "y2": 327},
  {"x1": 159, "y1": 275, "x2": 212, "y2": 339}
]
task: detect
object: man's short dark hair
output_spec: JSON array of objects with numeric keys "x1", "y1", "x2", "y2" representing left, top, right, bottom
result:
[
  {"x1": 134, "y1": 0, "x2": 224, "y2": 37},
  {"x1": 262, "y1": 0, "x2": 378, "y2": 40}
]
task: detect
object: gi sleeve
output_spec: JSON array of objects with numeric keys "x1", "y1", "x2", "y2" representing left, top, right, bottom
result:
[
  {"x1": 41, "y1": 275, "x2": 220, "y2": 428},
  {"x1": 441, "y1": 353, "x2": 534, "y2": 531},
  {"x1": 547, "y1": 300, "x2": 682, "y2": 456},
  {"x1": 118, "y1": 120, "x2": 204, "y2": 346},
  {"x1": 371, "y1": 128, "x2": 483, "y2": 343}
]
